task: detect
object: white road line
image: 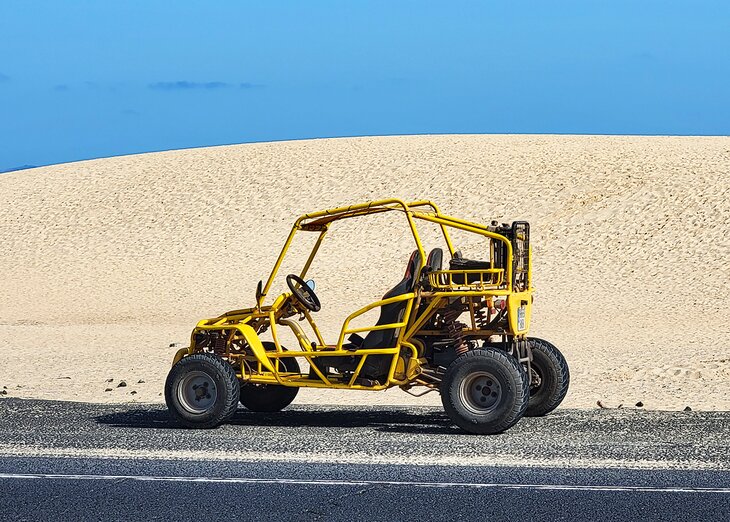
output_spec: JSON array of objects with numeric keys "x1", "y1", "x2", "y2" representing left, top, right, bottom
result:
[
  {"x1": 1, "y1": 445, "x2": 726, "y2": 471},
  {"x1": 0, "y1": 473, "x2": 728, "y2": 494}
]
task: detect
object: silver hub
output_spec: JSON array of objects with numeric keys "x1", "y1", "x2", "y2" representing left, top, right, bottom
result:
[
  {"x1": 177, "y1": 371, "x2": 217, "y2": 414},
  {"x1": 459, "y1": 371, "x2": 502, "y2": 414}
]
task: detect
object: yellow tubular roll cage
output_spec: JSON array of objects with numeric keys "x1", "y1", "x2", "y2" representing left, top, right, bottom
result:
[{"x1": 177, "y1": 199, "x2": 533, "y2": 392}]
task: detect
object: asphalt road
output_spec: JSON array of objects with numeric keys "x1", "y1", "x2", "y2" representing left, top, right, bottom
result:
[{"x1": 0, "y1": 398, "x2": 728, "y2": 521}]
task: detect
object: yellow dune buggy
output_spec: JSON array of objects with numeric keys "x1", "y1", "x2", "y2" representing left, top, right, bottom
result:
[{"x1": 165, "y1": 199, "x2": 569, "y2": 434}]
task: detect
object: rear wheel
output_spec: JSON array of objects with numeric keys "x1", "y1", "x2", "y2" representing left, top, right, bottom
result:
[
  {"x1": 165, "y1": 353, "x2": 240, "y2": 428},
  {"x1": 525, "y1": 337, "x2": 570, "y2": 417},
  {"x1": 239, "y1": 343, "x2": 300, "y2": 412},
  {"x1": 441, "y1": 348, "x2": 529, "y2": 434}
]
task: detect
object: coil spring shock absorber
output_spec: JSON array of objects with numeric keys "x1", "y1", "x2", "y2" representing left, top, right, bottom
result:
[
  {"x1": 443, "y1": 309, "x2": 469, "y2": 355},
  {"x1": 214, "y1": 330, "x2": 227, "y2": 354},
  {"x1": 475, "y1": 298, "x2": 497, "y2": 330},
  {"x1": 474, "y1": 308, "x2": 489, "y2": 330}
]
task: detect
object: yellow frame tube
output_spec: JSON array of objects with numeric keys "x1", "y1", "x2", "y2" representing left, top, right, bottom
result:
[
  {"x1": 260, "y1": 225, "x2": 299, "y2": 304},
  {"x1": 183, "y1": 199, "x2": 532, "y2": 392},
  {"x1": 406, "y1": 200, "x2": 456, "y2": 255},
  {"x1": 336, "y1": 293, "x2": 415, "y2": 347},
  {"x1": 261, "y1": 199, "x2": 428, "y2": 307},
  {"x1": 412, "y1": 212, "x2": 514, "y2": 285},
  {"x1": 299, "y1": 227, "x2": 329, "y2": 280}
]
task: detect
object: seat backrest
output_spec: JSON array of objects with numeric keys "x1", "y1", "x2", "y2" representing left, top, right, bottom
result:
[
  {"x1": 361, "y1": 250, "x2": 422, "y2": 349},
  {"x1": 426, "y1": 247, "x2": 443, "y2": 273}
]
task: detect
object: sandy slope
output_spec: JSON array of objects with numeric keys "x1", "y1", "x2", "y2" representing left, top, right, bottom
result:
[{"x1": 1, "y1": 135, "x2": 728, "y2": 411}]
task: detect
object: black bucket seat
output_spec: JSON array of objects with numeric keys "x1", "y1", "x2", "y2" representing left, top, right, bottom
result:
[
  {"x1": 344, "y1": 250, "x2": 422, "y2": 380},
  {"x1": 358, "y1": 249, "x2": 422, "y2": 349}
]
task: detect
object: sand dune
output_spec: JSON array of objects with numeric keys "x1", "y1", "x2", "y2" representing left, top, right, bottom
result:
[{"x1": 1, "y1": 135, "x2": 728, "y2": 410}]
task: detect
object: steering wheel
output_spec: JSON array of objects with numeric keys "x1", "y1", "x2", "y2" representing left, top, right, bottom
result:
[{"x1": 286, "y1": 274, "x2": 321, "y2": 312}]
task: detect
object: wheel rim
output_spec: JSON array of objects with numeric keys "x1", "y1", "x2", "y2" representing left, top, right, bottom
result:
[
  {"x1": 530, "y1": 365, "x2": 543, "y2": 394},
  {"x1": 177, "y1": 371, "x2": 218, "y2": 414},
  {"x1": 459, "y1": 371, "x2": 502, "y2": 414}
]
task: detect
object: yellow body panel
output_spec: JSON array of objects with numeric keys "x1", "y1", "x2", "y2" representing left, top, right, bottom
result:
[{"x1": 507, "y1": 291, "x2": 534, "y2": 335}]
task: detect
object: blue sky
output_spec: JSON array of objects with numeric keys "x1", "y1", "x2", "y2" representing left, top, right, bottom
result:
[{"x1": 1, "y1": 1, "x2": 729, "y2": 170}]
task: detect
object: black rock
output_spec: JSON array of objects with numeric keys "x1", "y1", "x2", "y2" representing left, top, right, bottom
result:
[
  {"x1": 117, "y1": 381, "x2": 127, "y2": 388},
  {"x1": 684, "y1": 406, "x2": 692, "y2": 412},
  {"x1": 635, "y1": 401, "x2": 644, "y2": 407},
  {"x1": 104, "y1": 388, "x2": 112, "y2": 392}
]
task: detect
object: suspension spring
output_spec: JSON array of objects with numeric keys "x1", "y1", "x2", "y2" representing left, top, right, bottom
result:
[
  {"x1": 443, "y1": 309, "x2": 468, "y2": 355},
  {"x1": 474, "y1": 307, "x2": 490, "y2": 329},
  {"x1": 214, "y1": 331, "x2": 227, "y2": 354}
]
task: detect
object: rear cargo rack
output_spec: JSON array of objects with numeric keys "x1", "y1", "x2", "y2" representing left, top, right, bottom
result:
[{"x1": 428, "y1": 269, "x2": 504, "y2": 290}]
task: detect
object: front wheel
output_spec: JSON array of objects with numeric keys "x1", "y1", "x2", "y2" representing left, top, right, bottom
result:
[
  {"x1": 524, "y1": 337, "x2": 570, "y2": 417},
  {"x1": 441, "y1": 348, "x2": 529, "y2": 434},
  {"x1": 239, "y1": 351, "x2": 300, "y2": 412},
  {"x1": 165, "y1": 353, "x2": 240, "y2": 428}
]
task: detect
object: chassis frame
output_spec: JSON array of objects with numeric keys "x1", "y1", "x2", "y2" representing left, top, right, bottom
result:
[{"x1": 172, "y1": 198, "x2": 534, "y2": 395}]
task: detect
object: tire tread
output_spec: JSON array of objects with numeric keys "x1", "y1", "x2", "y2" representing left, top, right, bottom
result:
[
  {"x1": 165, "y1": 352, "x2": 240, "y2": 428},
  {"x1": 525, "y1": 337, "x2": 570, "y2": 417},
  {"x1": 441, "y1": 347, "x2": 529, "y2": 434}
]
